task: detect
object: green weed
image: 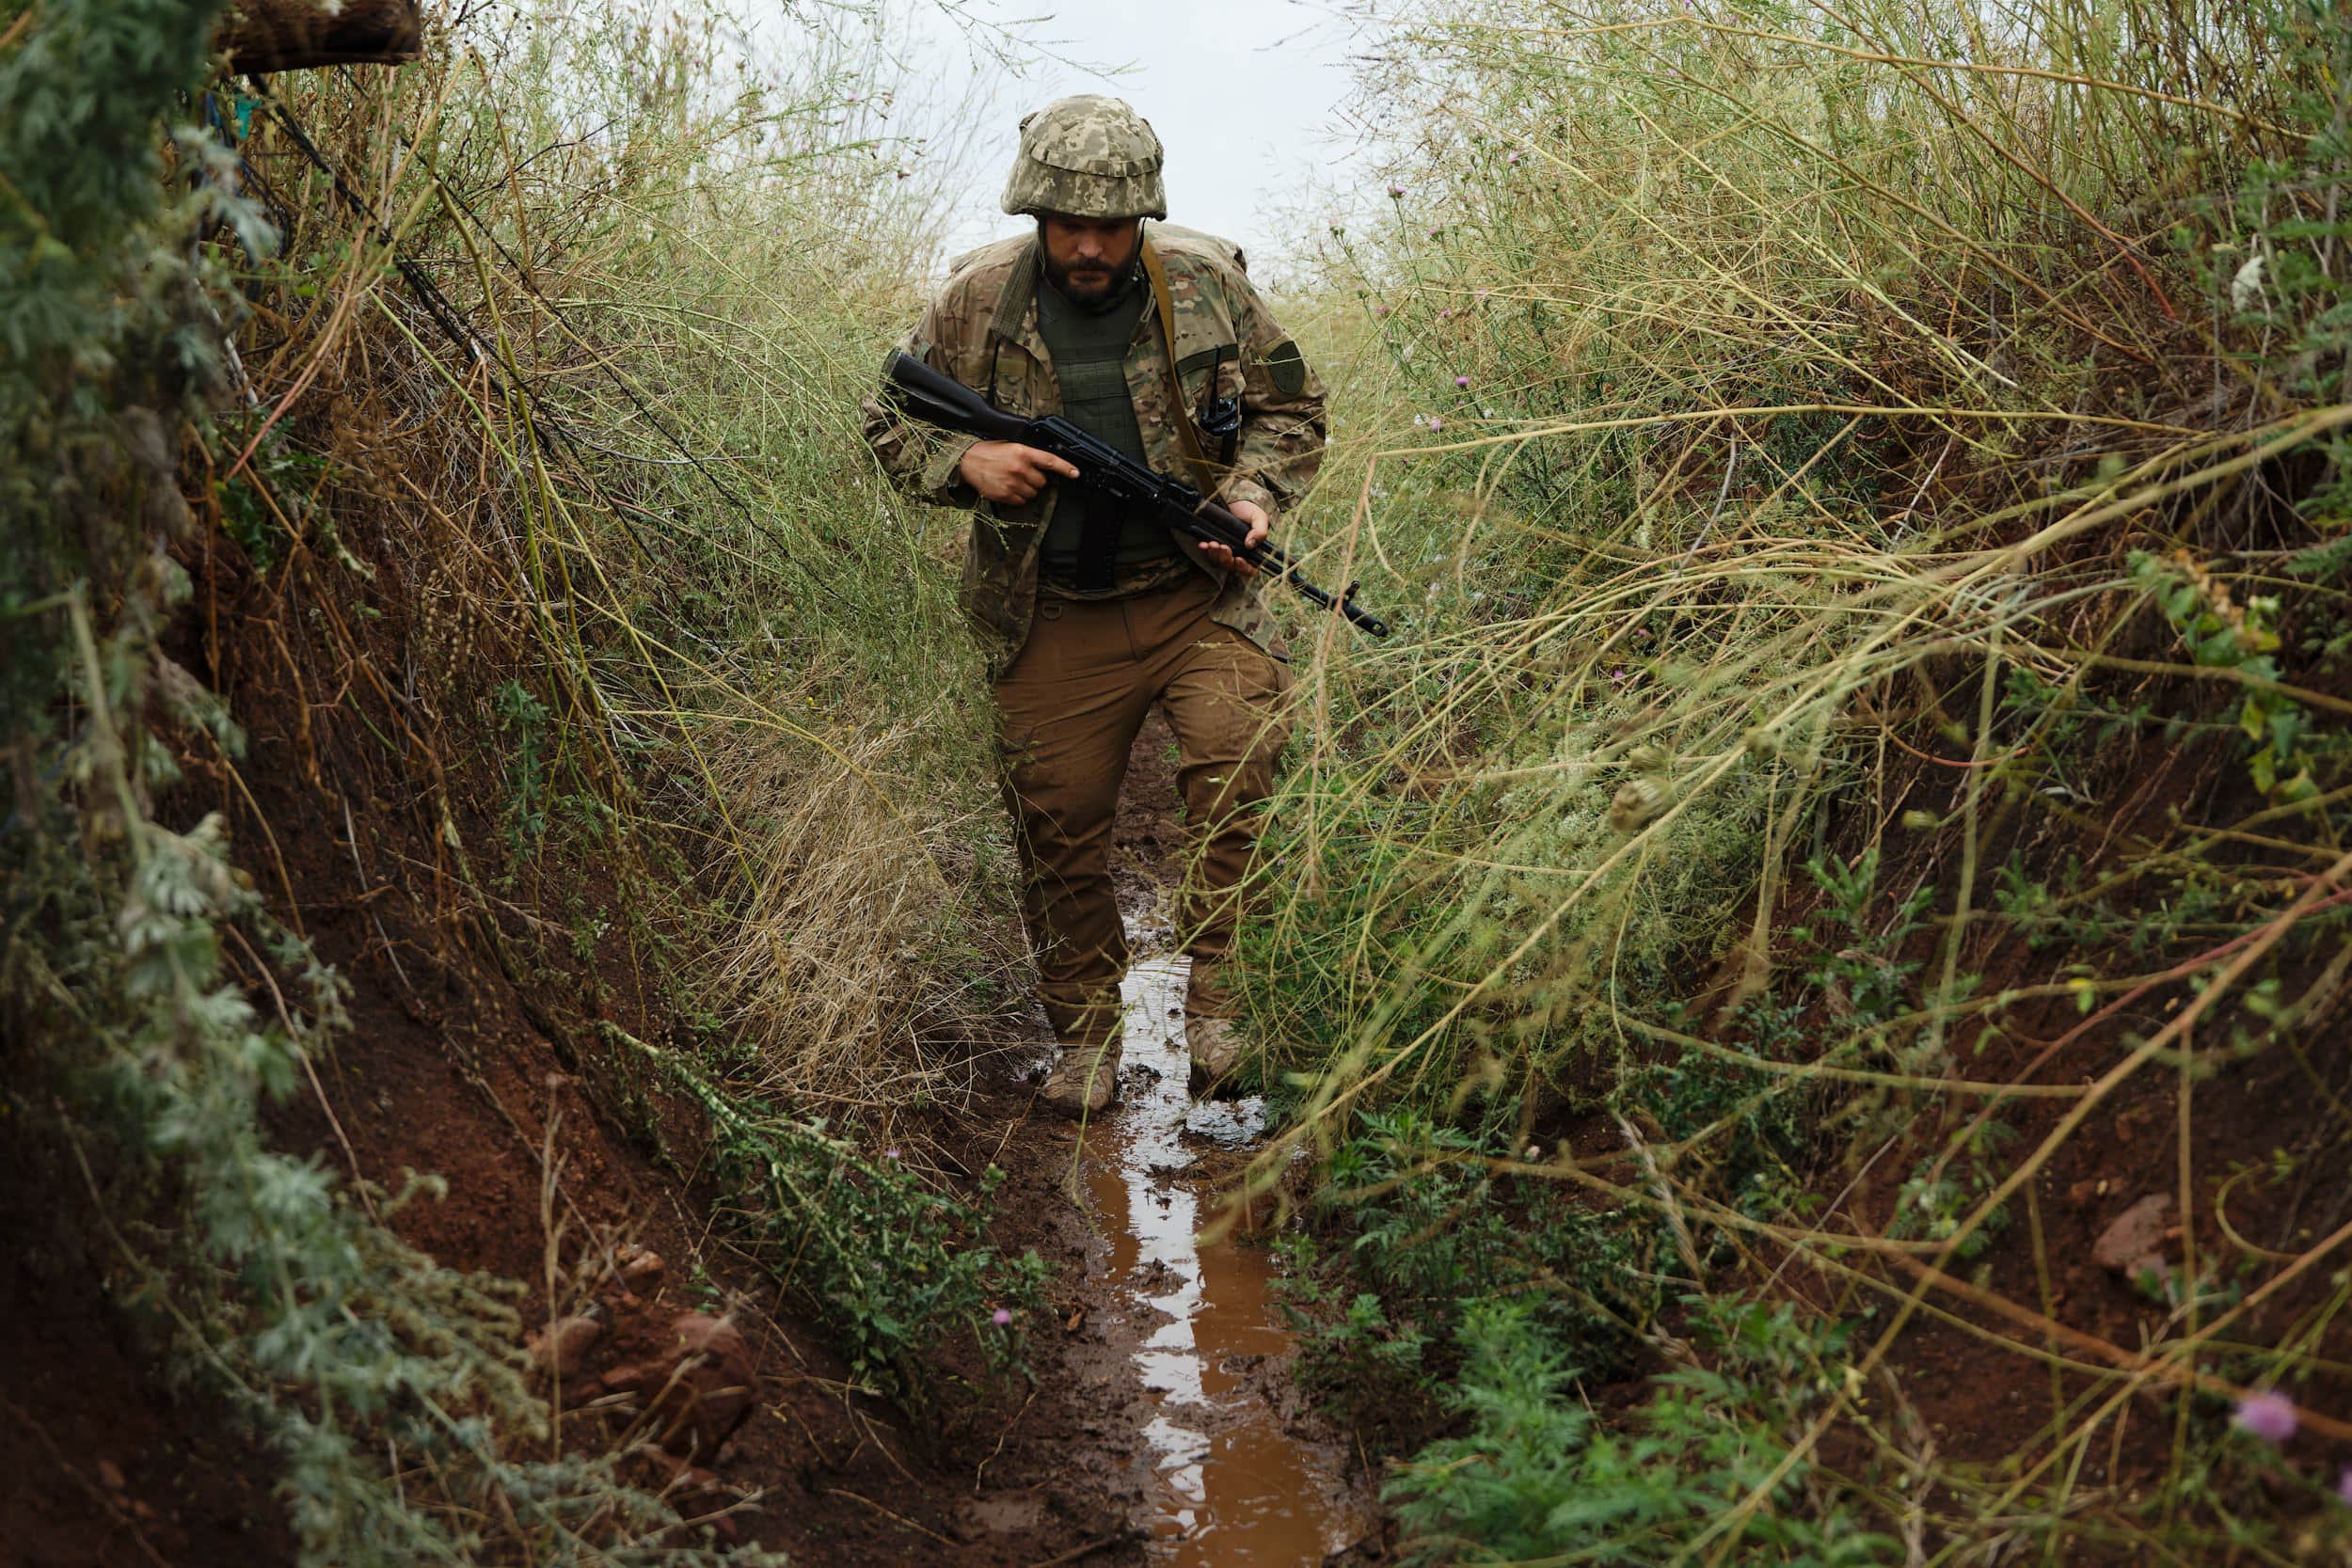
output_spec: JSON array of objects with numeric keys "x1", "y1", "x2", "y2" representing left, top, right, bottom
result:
[
  {"x1": 648, "y1": 1046, "x2": 1047, "y2": 1405},
  {"x1": 1388, "y1": 1298, "x2": 1897, "y2": 1566}
]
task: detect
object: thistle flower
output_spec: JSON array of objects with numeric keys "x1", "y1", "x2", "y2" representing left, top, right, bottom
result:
[
  {"x1": 882, "y1": 1148, "x2": 900, "y2": 1161},
  {"x1": 1387, "y1": 182, "x2": 1406, "y2": 198},
  {"x1": 1454, "y1": 374, "x2": 1470, "y2": 388},
  {"x1": 992, "y1": 1307, "x2": 1013, "y2": 1326},
  {"x1": 1427, "y1": 416, "x2": 1443, "y2": 432},
  {"x1": 2233, "y1": 1389, "x2": 2297, "y2": 1444},
  {"x1": 1506, "y1": 150, "x2": 1520, "y2": 165},
  {"x1": 2338, "y1": 1466, "x2": 2352, "y2": 1506}
]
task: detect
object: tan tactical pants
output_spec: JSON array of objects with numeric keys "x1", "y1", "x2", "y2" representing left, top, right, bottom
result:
[{"x1": 996, "y1": 571, "x2": 1291, "y2": 1050}]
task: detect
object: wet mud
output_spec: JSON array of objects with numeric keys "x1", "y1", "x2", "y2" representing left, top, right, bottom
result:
[
  {"x1": 1073, "y1": 710, "x2": 1376, "y2": 1564},
  {"x1": 1082, "y1": 957, "x2": 1370, "y2": 1563}
]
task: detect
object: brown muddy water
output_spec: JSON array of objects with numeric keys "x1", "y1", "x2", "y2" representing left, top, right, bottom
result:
[{"x1": 1082, "y1": 956, "x2": 1370, "y2": 1565}]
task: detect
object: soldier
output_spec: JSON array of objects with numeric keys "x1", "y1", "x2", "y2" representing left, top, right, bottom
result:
[{"x1": 862, "y1": 94, "x2": 1327, "y2": 1117}]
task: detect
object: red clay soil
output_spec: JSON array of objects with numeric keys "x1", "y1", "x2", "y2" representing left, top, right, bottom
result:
[
  {"x1": 0, "y1": 515, "x2": 1238, "y2": 1568},
  {"x1": 0, "y1": 1125, "x2": 296, "y2": 1568},
  {"x1": 1692, "y1": 703, "x2": 2352, "y2": 1529}
]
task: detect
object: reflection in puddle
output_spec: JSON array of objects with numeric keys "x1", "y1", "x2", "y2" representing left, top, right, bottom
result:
[{"x1": 1087, "y1": 958, "x2": 1361, "y2": 1565}]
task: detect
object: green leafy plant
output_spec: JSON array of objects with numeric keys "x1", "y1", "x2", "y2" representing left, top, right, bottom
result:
[
  {"x1": 1272, "y1": 1232, "x2": 1438, "y2": 1437},
  {"x1": 646, "y1": 1046, "x2": 1046, "y2": 1404},
  {"x1": 494, "y1": 678, "x2": 553, "y2": 858},
  {"x1": 2132, "y1": 548, "x2": 2315, "y2": 799},
  {"x1": 1629, "y1": 996, "x2": 1816, "y2": 1221},
  {"x1": 1889, "y1": 1118, "x2": 2017, "y2": 1262},
  {"x1": 1319, "y1": 1109, "x2": 1654, "y2": 1374},
  {"x1": 1387, "y1": 1298, "x2": 1897, "y2": 1566},
  {"x1": 1795, "y1": 847, "x2": 1935, "y2": 1026}
]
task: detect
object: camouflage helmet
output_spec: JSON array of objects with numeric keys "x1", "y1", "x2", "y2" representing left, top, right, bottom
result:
[{"x1": 1000, "y1": 94, "x2": 1167, "y2": 221}]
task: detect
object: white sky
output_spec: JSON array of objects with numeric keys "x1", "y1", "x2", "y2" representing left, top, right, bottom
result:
[{"x1": 883, "y1": 1, "x2": 1374, "y2": 281}]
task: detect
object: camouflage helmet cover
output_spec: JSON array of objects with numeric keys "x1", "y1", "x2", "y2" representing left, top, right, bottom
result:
[{"x1": 1000, "y1": 94, "x2": 1167, "y2": 221}]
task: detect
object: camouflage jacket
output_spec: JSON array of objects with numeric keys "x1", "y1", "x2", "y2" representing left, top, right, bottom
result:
[{"x1": 861, "y1": 223, "x2": 1327, "y2": 674}]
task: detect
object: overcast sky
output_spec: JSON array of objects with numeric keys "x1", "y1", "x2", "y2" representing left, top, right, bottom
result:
[{"x1": 878, "y1": 1, "x2": 1375, "y2": 279}]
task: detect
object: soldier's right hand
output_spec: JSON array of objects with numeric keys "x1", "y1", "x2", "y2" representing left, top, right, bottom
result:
[{"x1": 959, "y1": 441, "x2": 1082, "y2": 506}]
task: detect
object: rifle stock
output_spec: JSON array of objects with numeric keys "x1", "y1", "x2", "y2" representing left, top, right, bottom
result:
[{"x1": 882, "y1": 351, "x2": 1391, "y2": 639}]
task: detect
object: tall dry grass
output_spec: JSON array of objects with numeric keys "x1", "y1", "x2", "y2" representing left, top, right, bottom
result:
[
  {"x1": 230, "y1": 0, "x2": 1034, "y2": 1111},
  {"x1": 1243, "y1": 0, "x2": 2352, "y2": 1559}
]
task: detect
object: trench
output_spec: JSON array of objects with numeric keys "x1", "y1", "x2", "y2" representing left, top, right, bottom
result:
[{"x1": 1081, "y1": 955, "x2": 1369, "y2": 1564}]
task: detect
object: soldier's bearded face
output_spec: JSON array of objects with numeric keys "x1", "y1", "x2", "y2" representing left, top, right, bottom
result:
[{"x1": 1039, "y1": 214, "x2": 1142, "y2": 307}]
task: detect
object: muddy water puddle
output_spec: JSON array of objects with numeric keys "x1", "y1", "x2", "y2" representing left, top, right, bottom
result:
[{"x1": 1083, "y1": 957, "x2": 1368, "y2": 1565}]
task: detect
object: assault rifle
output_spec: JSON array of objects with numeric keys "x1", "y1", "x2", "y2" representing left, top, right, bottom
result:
[{"x1": 882, "y1": 351, "x2": 1391, "y2": 639}]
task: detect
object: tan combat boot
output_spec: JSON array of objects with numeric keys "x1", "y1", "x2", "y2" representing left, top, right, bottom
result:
[
  {"x1": 1185, "y1": 1015, "x2": 1247, "y2": 1098},
  {"x1": 1038, "y1": 1034, "x2": 1120, "y2": 1118}
]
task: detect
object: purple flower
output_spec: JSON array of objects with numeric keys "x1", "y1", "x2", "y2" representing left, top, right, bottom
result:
[
  {"x1": 882, "y1": 1148, "x2": 900, "y2": 1161},
  {"x1": 2233, "y1": 1390, "x2": 2297, "y2": 1444},
  {"x1": 1427, "y1": 227, "x2": 1442, "y2": 239},
  {"x1": 1474, "y1": 289, "x2": 1489, "y2": 303},
  {"x1": 1454, "y1": 375, "x2": 1471, "y2": 388},
  {"x1": 1506, "y1": 150, "x2": 1520, "y2": 166},
  {"x1": 992, "y1": 1307, "x2": 1013, "y2": 1326},
  {"x1": 1610, "y1": 667, "x2": 1628, "y2": 684},
  {"x1": 1438, "y1": 308, "x2": 1453, "y2": 320},
  {"x1": 1373, "y1": 302, "x2": 1388, "y2": 316},
  {"x1": 1387, "y1": 182, "x2": 1406, "y2": 198},
  {"x1": 2336, "y1": 1465, "x2": 2352, "y2": 1505},
  {"x1": 1427, "y1": 417, "x2": 1443, "y2": 432}
]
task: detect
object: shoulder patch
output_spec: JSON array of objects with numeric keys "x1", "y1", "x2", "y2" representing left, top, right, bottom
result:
[{"x1": 1264, "y1": 339, "x2": 1308, "y2": 396}]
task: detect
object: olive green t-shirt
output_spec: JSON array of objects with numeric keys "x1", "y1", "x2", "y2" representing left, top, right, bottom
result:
[{"x1": 1035, "y1": 277, "x2": 1182, "y2": 586}]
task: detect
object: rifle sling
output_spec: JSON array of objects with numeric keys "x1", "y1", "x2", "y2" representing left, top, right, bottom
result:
[{"x1": 1139, "y1": 230, "x2": 1222, "y2": 502}]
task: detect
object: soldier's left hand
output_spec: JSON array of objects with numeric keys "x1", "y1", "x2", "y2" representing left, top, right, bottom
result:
[{"x1": 1200, "y1": 499, "x2": 1270, "y2": 578}]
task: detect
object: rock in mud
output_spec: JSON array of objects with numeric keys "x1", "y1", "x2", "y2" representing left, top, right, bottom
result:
[
  {"x1": 602, "y1": 1312, "x2": 756, "y2": 1459},
  {"x1": 2091, "y1": 1193, "x2": 2172, "y2": 1279},
  {"x1": 526, "y1": 1313, "x2": 605, "y2": 1379},
  {"x1": 615, "y1": 1242, "x2": 665, "y2": 1290}
]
